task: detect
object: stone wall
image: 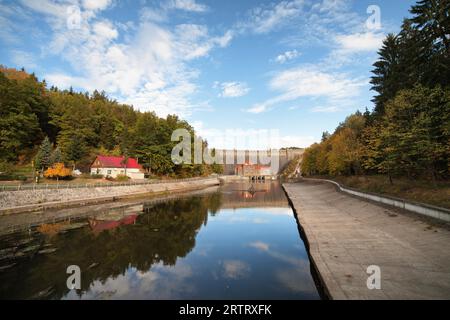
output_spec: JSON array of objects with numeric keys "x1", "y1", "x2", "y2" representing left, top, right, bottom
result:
[{"x1": 0, "y1": 178, "x2": 220, "y2": 214}]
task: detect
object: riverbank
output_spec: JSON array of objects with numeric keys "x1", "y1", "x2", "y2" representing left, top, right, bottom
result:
[
  {"x1": 0, "y1": 186, "x2": 221, "y2": 235},
  {"x1": 283, "y1": 180, "x2": 450, "y2": 300},
  {"x1": 0, "y1": 177, "x2": 220, "y2": 215},
  {"x1": 307, "y1": 175, "x2": 450, "y2": 209}
]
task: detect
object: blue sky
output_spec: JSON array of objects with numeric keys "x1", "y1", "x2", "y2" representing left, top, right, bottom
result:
[{"x1": 0, "y1": 0, "x2": 416, "y2": 149}]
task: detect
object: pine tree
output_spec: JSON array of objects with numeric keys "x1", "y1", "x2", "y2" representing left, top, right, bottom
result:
[
  {"x1": 410, "y1": 0, "x2": 450, "y2": 52},
  {"x1": 370, "y1": 34, "x2": 403, "y2": 115},
  {"x1": 409, "y1": 0, "x2": 450, "y2": 86},
  {"x1": 50, "y1": 147, "x2": 63, "y2": 165},
  {"x1": 35, "y1": 137, "x2": 52, "y2": 172},
  {"x1": 63, "y1": 136, "x2": 87, "y2": 169}
]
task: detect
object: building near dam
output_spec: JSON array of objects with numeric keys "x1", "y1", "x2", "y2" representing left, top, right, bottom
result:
[
  {"x1": 215, "y1": 148, "x2": 304, "y2": 176},
  {"x1": 235, "y1": 162, "x2": 273, "y2": 180}
]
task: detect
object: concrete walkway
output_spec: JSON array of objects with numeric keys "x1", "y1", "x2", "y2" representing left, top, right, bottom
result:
[{"x1": 283, "y1": 181, "x2": 450, "y2": 300}]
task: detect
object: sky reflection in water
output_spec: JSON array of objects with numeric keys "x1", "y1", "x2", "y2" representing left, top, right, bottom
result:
[{"x1": 0, "y1": 182, "x2": 319, "y2": 300}]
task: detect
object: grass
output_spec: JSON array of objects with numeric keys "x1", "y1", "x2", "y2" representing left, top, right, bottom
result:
[
  {"x1": 312, "y1": 175, "x2": 450, "y2": 209},
  {"x1": 2, "y1": 165, "x2": 136, "y2": 185}
]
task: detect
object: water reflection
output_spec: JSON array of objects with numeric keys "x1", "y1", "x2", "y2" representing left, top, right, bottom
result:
[{"x1": 0, "y1": 182, "x2": 319, "y2": 300}]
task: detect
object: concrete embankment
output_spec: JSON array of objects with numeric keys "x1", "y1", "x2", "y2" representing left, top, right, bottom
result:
[
  {"x1": 0, "y1": 177, "x2": 220, "y2": 215},
  {"x1": 283, "y1": 180, "x2": 450, "y2": 300}
]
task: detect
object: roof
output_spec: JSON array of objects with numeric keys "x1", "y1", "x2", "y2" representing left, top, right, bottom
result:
[{"x1": 92, "y1": 156, "x2": 143, "y2": 169}]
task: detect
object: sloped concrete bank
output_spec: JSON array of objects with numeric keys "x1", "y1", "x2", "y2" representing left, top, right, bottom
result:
[
  {"x1": 303, "y1": 178, "x2": 450, "y2": 222},
  {"x1": 283, "y1": 181, "x2": 450, "y2": 300},
  {"x1": 0, "y1": 178, "x2": 220, "y2": 215}
]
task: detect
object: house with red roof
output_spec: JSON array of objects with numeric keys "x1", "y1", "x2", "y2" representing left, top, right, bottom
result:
[
  {"x1": 90, "y1": 155, "x2": 145, "y2": 180},
  {"x1": 235, "y1": 161, "x2": 273, "y2": 180}
]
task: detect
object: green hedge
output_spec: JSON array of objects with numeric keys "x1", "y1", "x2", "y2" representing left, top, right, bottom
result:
[{"x1": 0, "y1": 174, "x2": 27, "y2": 182}]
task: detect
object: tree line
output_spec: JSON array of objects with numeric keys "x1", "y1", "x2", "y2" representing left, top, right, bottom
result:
[
  {"x1": 302, "y1": 0, "x2": 450, "y2": 183},
  {"x1": 0, "y1": 66, "x2": 221, "y2": 178}
]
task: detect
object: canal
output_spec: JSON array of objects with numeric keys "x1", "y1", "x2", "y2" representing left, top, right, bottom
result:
[{"x1": 0, "y1": 181, "x2": 320, "y2": 300}]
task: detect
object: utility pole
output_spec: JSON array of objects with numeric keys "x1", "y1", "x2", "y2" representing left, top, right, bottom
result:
[{"x1": 32, "y1": 160, "x2": 36, "y2": 184}]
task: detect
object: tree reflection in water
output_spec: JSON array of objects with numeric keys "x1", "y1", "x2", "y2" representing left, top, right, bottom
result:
[
  {"x1": 0, "y1": 192, "x2": 222, "y2": 300},
  {"x1": 0, "y1": 182, "x2": 319, "y2": 300}
]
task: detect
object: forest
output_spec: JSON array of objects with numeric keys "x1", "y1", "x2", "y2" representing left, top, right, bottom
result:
[
  {"x1": 0, "y1": 65, "x2": 221, "y2": 178},
  {"x1": 301, "y1": 0, "x2": 450, "y2": 185}
]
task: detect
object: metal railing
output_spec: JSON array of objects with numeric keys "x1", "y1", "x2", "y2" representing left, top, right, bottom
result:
[{"x1": 0, "y1": 176, "x2": 219, "y2": 192}]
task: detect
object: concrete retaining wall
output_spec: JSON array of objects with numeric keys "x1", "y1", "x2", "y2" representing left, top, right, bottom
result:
[
  {"x1": 303, "y1": 178, "x2": 450, "y2": 222},
  {"x1": 0, "y1": 177, "x2": 220, "y2": 215}
]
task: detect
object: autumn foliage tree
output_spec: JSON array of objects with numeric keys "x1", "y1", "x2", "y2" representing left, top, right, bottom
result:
[
  {"x1": 44, "y1": 163, "x2": 72, "y2": 180},
  {"x1": 302, "y1": 1, "x2": 450, "y2": 183},
  {"x1": 0, "y1": 65, "x2": 215, "y2": 177}
]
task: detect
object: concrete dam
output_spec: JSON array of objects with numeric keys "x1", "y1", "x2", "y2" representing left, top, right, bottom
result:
[{"x1": 214, "y1": 149, "x2": 304, "y2": 175}]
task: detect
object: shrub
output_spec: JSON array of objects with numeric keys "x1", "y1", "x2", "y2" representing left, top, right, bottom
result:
[
  {"x1": 44, "y1": 163, "x2": 72, "y2": 180},
  {"x1": 0, "y1": 161, "x2": 14, "y2": 174},
  {"x1": 81, "y1": 173, "x2": 104, "y2": 179},
  {"x1": 0, "y1": 174, "x2": 27, "y2": 182},
  {"x1": 116, "y1": 174, "x2": 130, "y2": 182}
]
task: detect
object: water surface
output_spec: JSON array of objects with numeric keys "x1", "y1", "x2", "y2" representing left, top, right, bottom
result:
[{"x1": 0, "y1": 181, "x2": 319, "y2": 300}]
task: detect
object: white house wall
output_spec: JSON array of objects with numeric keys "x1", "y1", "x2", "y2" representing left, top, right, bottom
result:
[{"x1": 90, "y1": 168, "x2": 145, "y2": 180}]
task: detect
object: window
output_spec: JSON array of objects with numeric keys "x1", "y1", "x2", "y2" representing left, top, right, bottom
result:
[{"x1": 107, "y1": 170, "x2": 112, "y2": 175}]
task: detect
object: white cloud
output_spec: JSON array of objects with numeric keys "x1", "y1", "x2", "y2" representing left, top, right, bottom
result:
[
  {"x1": 247, "y1": 104, "x2": 267, "y2": 114},
  {"x1": 270, "y1": 67, "x2": 363, "y2": 99},
  {"x1": 311, "y1": 105, "x2": 340, "y2": 113},
  {"x1": 278, "y1": 135, "x2": 316, "y2": 148},
  {"x1": 190, "y1": 123, "x2": 313, "y2": 149},
  {"x1": 275, "y1": 49, "x2": 300, "y2": 64},
  {"x1": 249, "y1": 241, "x2": 270, "y2": 251},
  {"x1": 14, "y1": 1, "x2": 232, "y2": 118},
  {"x1": 140, "y1": 7, "x2": 167, "y2": 23},
  {"x1": 335, "y1": 32, "x2": 384, "y2": 53},
  {"x1": 216, "y1": 82, "x2": 250, "y2": 98},
  {"x1": 93, "y1": 20, "x2": 118, "y2": 40},
  {"x1": 222, "y1": 260, "x2": 251, "y2": 279},
  {"x1": 10, "y1": 49, "x2": 37, "y2": 69},
  {"x1": 0, "y1": 3, "x2": 34, "y2": 44},
  {"x1": 63, "y1": 263, "x2": 195, "y2": 299},
  {"x1": 82, "y1": 0, "x2": 113, "y2": 11},
  {"x1": 241, "y1": 0, "x2": 305, "y2": 34},
  {"x1": 247, "y1": 66, "x2": 366, "y2": 114},
  {"x1": 18, "y1": 0, "x2": 67, "y2": 18},
  {"x1": 166, "y1": 0, "x2": 208, "y2": 13}
]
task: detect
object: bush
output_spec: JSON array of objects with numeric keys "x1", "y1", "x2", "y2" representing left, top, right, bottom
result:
[
  {"x1": 44, "y1": 163, "x2": 72, "y2": 180},
  {"x1": 80, "y1": 173, "x2": 104, "y2": 179},
  {"x1": 0, "y1": 174, "x2": 27, "y2": 182},
  {"x1": 116, "y1": 174, "x2": 130, "y2": 182},
  {"x1": 0, "y1": 161, "x2": 14, "y2": 174}
]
